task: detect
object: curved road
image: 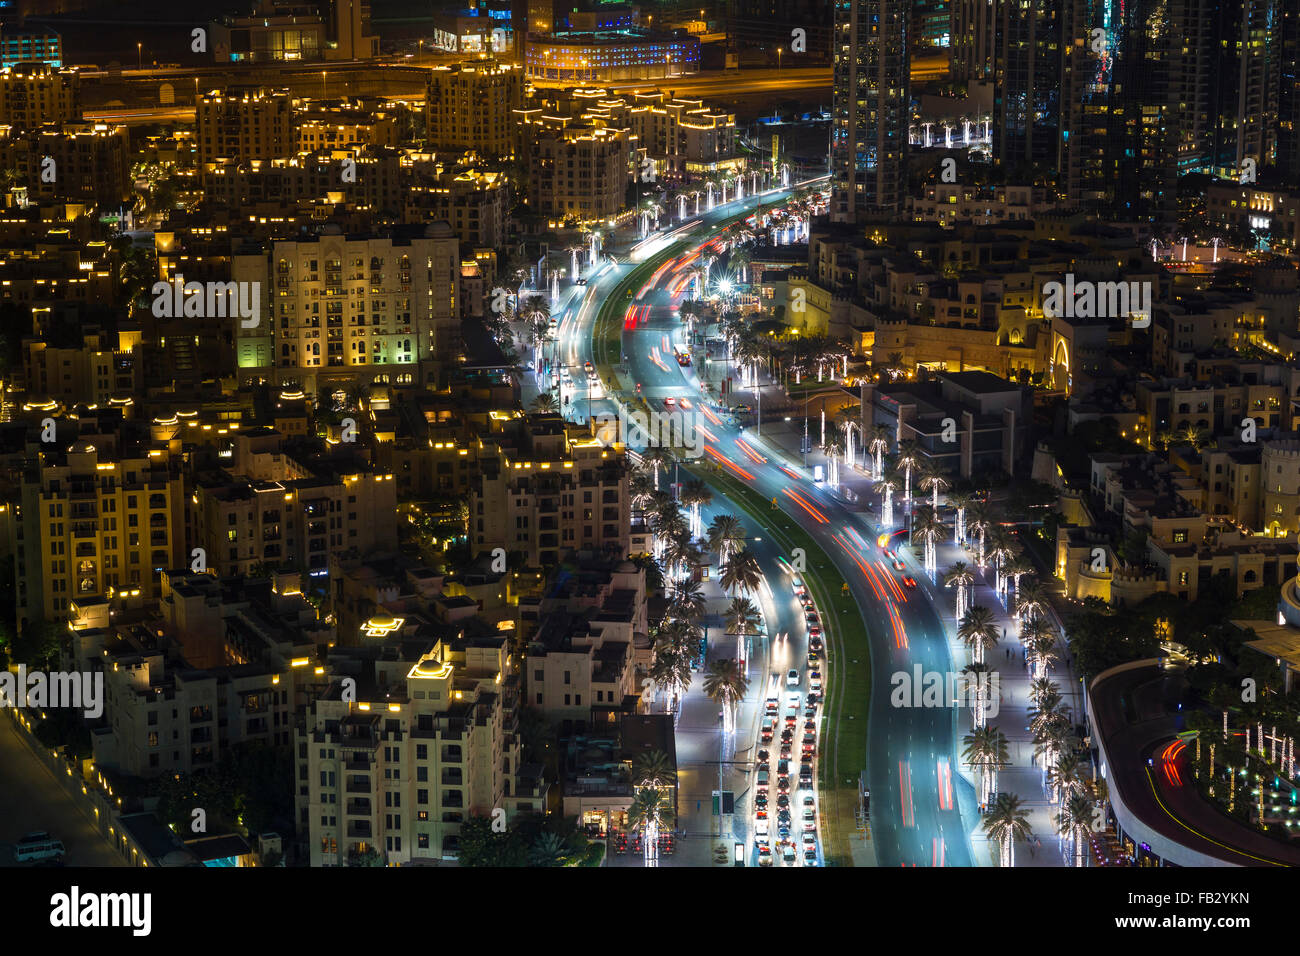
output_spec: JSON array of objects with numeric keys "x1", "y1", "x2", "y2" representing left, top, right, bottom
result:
[{"x1": 557, "y1": 192, "x2": 977, "y2": 866}]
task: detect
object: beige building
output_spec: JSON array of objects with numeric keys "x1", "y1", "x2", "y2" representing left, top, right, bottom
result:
[
  {"x1": 298, "y1": 630, "x2": 545, "y2": 865},
  {"x1": 197, "y1": 88, "x2": 295, "y2": 168},
  {"x1": 0, "y1": 61, "x2": 79, "y2": 129},
  {"x1": 194, "y1": 467, "x2": 397, "y2": 577},
  {"x1": 233, "y1": 224, "x2": 460, "y2": 390},
  {"x1": 470, "y1": 418, "x2": 630, "y2": 567},
  {"x1": 22, "y1": 327, "x2": 136, "y2": 406},
  {"x1": 13, "y1": 442, "x2": 185, "y2": 627},
  {"x1": 425, "y1": 60, "x2": 524, "y2": 161}
]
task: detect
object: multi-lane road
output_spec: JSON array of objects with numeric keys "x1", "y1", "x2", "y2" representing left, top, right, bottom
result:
[{"x1": 547, "y1": 190, "x2": 975, "y2": 866}]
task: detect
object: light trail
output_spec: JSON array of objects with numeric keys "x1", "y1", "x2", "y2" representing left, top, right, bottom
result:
[
  {"x1": 782, "y1": 488, "x2": 828, "y2": 524},
  {"x1": 734, "y1": 438, "x2": 766, "y2": 464},
  {"x1": 779, "y1": 465, "x2": 801, "y2": 481},
  {"x1": 899, "y1": 760, "x2": 915, "y2": 828},
  {"x1": 705, "y1": 445, "x2": 755, "y2": 481}
]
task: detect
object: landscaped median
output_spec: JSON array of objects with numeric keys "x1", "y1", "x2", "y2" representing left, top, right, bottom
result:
[{"x1": 684, "y1": 461, "x2": 874, "y2": 867}]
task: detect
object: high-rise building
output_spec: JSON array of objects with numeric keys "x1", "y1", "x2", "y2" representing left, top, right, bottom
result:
[
  {"x1": 1280, "y1": 0, "x2": 1300, "y2": 180},
  {"x1": 326, "y1": 0, "x2": 378, "y2": 60},
  {"x1": 993, "y1": 0, "x2": 1063, "y2": 173},
  {"x1": 14, "y1": 442, "x2": 185, "y2": 627},
  {"x1": 830, "y1": 0, "x2": 910, "y2": 222},
  {"x1": 949, "y1": 0, "x2": 996, "y2": 83},
  {"x1": 425, "y1": 60, "x2": 524, "y2": 161},
  {"x1": 233, "y1": 224, "x2": 461, "y2": 390}
]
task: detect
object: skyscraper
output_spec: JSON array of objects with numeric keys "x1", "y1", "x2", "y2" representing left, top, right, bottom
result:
[
  {"x1": 950, "y1": 0, "x2": 997, "y2": 83},
  {"x1": 830, "y1": 0, "x2": 911, "y2": 222},
  {"x1": 992, "y1": 0, "x2": 1063, "y2": 173}
]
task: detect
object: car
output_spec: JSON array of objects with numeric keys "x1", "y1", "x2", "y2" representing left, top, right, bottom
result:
[
  {"x1": 802, "y1": 809, "x2": 816, "y2": 830},
  {"x1": 791, "y1": 575, "x2": 804, "y2": 590},
  {"x1": 781, "y1": 727, "x2": 794, "y2": 741},
  {"x1": 805, "y1": 608, "x2": 819, "y2": 623},
  {"x1": 803, "y1": 705, "x2": 817, "y2": 720},
  {"x1": 664, "y1": 396, "x2": 676, "y2": 407},
  {"x1": 807, "y1": 650, "x2": 819, "y2": 665},
  {"x1": 759, "y1": 849, "x2": 773, "y2": 866},
  {"x1": 784, "y1": 714, "x2": 797, "y2": 728},
  {"x1": 802, "y1": 830, "x2": 816, "y2": 845},
  {"x1": 786, "y1": 669, "x2": 800, "y2": 687},
  {"x1": 777, "y1": 759, "x2": 790, "y2": 776},
  {"x1": 803, "y1": 847, "x2": 818, "y2": 865},
  {"x1": 882, "y1": 549, "x2": 895, "y2": 560},
  {"x1": 757, "y1": 769, "x2": 769, "y2": 786},
  {"x1": 583, "y1": 360, "x2": 593, "y2": 370},
  {"x1": 799, "y1": 774, "x2": 813, "y2": 790},
  {"x1": 893, "y1": 558, "x2": 906, "y2": 571},
  {"x1": 778, "y1": 823, "x2": 791, "y2": 839},
  {"x1": 902, "y1": 575, "x2": 917, "y2": 589},
  {"x1": 761, "y1": 727, "x2": 774, "y2": 743},
  {"x1": 757, "y1": 761, "x2": 770, "y2": 774},
  {"x1": 777, "y1": 808, "x2": 792, "y2": 823},
  {"x1": 755, "y1": 793, "x2": 768, "y2": 808},
  {"x1": 679, "y1": 397, "x2": 692, "y2": 410},
  {"x1": 809, "y1": 637, "x2": 823, "y2": 652},
  {"x1": 757, "y1": 749, "x2": 769, "y2": 762},
  {"x1": 765, "y1": 696, "x2": 779, "y2": 713},
  {"x1": 777, "y1": 794, "x2": 790, "y2": 808},
  {"x1": 802, "y1": 732, "x2": 817, "y2": 747},
  {"x1": 782, "y1": 844, "x2": 797, "y2": 863}
]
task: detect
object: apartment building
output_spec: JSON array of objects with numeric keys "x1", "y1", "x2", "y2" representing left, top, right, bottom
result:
[
  {"x1": 470, "y1": 417, "x2": 630, "y2": 567},
  {"x1": 13, "y1": 441, "x2": 185, "y2": 628},
  {"x1": 0, "y1": 61, "x2": 79, "y2": 129},
  {"x1": 197, "y1": 88, "x2": 295, "y2": 168},
  {"x1": 297, "y1": 634, "x2": 546, "y2": 865},
  {"x1": 294, "y1": 99, "x2": 401, "y2": 152},
  {"x1": 522, "y1": 120, "x2": 629, "y2": 224},
  {"x1": 194, "y1": 467, "x2": 397, "y2": 577},
  {"x1": 523, "y1": 559, "x2": 647, "y2": 720},
  {"x1": 22, "y1": 327, "x2": 136, "y2": 406},
  {"x1": 425, "y1": 60, "x2": 524, "y2": 161},
  {"x1": 1134, "y1": 372, "x2": 1295, "y2": 445},
  {"x1": 2, "y1": 123, "x2": 131, "y2": 207},
  {"x1": 627, "y1": 92, "x2": 737, "y2": 183},
  {"x1": 232, "y1": 223, "x2": 460, "y2": 390}
]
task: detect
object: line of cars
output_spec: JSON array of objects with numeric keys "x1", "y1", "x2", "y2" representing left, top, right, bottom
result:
[{"x1": 753, "y1": 572, "x2": 824, "y2": 866}]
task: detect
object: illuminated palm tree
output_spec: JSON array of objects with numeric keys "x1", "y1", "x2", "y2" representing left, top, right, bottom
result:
[
  {"x1": 918, "y1": 460, "x2": 949, "y2": 512},
  {"x1": 983, "y1": 793, "x2": 1033, "y2": 867},
  {"x1": 963, "y1": 725, "x2": 1009, "y2": 810},
  {"x1": 680, "y1": 479, "x2": 711, "y2": 539},
  {"x1": 626, "y1": 787, "x2": 676, "y2": 867},
  {"x1": 958, "y1": 605, "x2": 999, "y2": 665},
  {"x1": 704, "y1": 657, "x2": 749, "y2": 742},
  {"x1": 531, "y1": 392, "x2": 558, "y2": 414},
  {"x1": 666, "y1": 571, "x2": 705, "y2": 620},
  {"x1": 867, "y1": 424, "x2": 892, "y2": 479},
  {"x1": 961, "y1": 661, "x2": 995, "y2": 730},
  {"x1": 948, "y1": 490, "x2": 972, "y2": 544},
  {"x1": 706, "y1": 513, "x2": 746, "y2": 565},
  {"x1": 725, "y1": 596, "x2": 762, "y2": 665},
  {"x1": 944, "y1": 561, "x2": 975, "y2": 620},
  {"x1": 720, "y1": 549, "x2": 762, "y2": 598},
  {"x1": 1057, "y1": 793, "x2": 1095, "y2": 868},
  {"x1": 1016, "y1": 578, "x2": 1050, "y2": 629},
  {"x1": 834, "y1": 406, "x2": 860, "y2": 469},
  {"x1": 641, "y1": 446, "x2": 671, "y2": 491},
  {"x1": 896, "y1": 440, "x2": 919, "y2": 510},
  {"x1": 967, "y1": 499, "x2": 992, "y2": 568},
  {"x1": 874, "y1": 469, "x2": 898, "y2": 529},
  {"x1": 633, "y1": 750, "x2": 676, "y2": 791},
  {"x1": 823, "y1": 433, "x2": 844, "y2": 487},
  {"x1": 912, "y1": 504, "x2": 945, "y2": 578}
]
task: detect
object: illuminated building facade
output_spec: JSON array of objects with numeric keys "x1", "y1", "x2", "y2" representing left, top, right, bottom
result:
[
  {"x1": 425, "y1": 60, "x2": 524, "y2": 161},
  {"x1": 525, "y1": 31, "x2": 700, "y2": 83}
]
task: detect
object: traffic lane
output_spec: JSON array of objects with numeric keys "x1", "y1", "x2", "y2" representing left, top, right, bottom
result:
[{"x1": 0, "y1": 716, "x2": 125, "y2": 867}]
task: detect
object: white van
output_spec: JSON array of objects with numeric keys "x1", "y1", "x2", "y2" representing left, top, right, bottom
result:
[{"x1": 14, "y1": 832, "x2": 65, "y2": 864}]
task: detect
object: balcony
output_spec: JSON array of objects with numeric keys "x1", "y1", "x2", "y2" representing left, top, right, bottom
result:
[
  {"x1": 345, "y1": 778, "x2": 374, "y2": 794},
  {"x1": 344, "y1": 754, "x2": 374, "y2": 772},
  {"x1": 345, "y1": 800, "x2": 371, "y2": 816},
  {"x1": 346, "y1": 821, "x2": 372, "y2": 839}
]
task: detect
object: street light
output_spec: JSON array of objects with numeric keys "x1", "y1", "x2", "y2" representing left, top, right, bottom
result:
[{"x1": 137, "y1": 43, "x2": 142, "y2": 70}]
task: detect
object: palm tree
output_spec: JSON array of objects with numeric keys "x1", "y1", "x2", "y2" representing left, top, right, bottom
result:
[
  {"x1": 1016, "y1": 578, "x2": 1050, "y2": 628},
  {"x1": 531, "y1": 392, "x2": 558, "y2": 414},
  {"x1": 704, "y1": 658, "x2": 750, "y2": 739},
  {"x1": 823, "y1": 433, "x2": 845, "y2": 486},
  {"x1": 961, "y1": 661, "x2": 995, "y2": 730},
  {"x1": 630, "y1": 471, "x2": 655, "y2": 512},
  {"x1": 1023, "y1": 618, "x2": 1058, "y2": 681},
  {"x1": 912, "y1": 504, "x2": 945, "y2": 577},
  {"x1": 918, "y1": 461, "x2": 949, "y2": 512},
  {"x1": 649, "y1": 645, "x2": 693, "y2": 714},
  {"x1": 968, "y1": 500, "x2": 992, "y2": 568},
  {"x1": 679, "y1": 480, "x2": 711, "y2": 539},
  {"x1": 963, "y1": 725, "x2": 1010, "y2": 810},
  {"x1": 834, "y1": 406, "x2": 860, "y2": 469},
  {"x1": 874, "y1": 469, "x2": 899, "y2": 528},
  {"x1": 896, "y1": 440, "x2": 919, "y2": 510},
  {"x1": 948, "y1": 490, "x2": 972, "y2": 544},
  {"x1": 626, "y1": 787, "x2": 676, "y2": 867},
  {"x1": 1049, "y1": 751, "x2": 1087, "y2": 808},
  {"x1": 725, "y1": 596, "x2": 761, "y2": 664},
  {"x1": 1028, "y1": 677, "x2": 1059, "y2": 707},
  {"x1": 1057, "y1": 793, "x2": 1095, "y2": 868},
  {"x1": 633, "y1": 749, "x2": 677, "y2": 791},
  {"x1": 529, "y1": 831, "x2": 570, "y2": 867},
  {"x1": 944, "y1": 562, "x2": 975, "y2": 620},
  {"x1": 706, "y1": 513, "x2": 746, "y2": 565},
  {"x1": 667, "y1": 574, "x2": 705, "y2": 621},
  {"x1": 867, "y1": 424, "x2": 892, "y2": 478},
  {"x1": 986, "y1": 525, "x2": 1017, "y2": 596},
  {"x1": 641, "y1": 446, "x2": 672, "y2": 491},
  {"x1": 958, "y1": 605, "x2": 999, "y2": 665},
  {"x1": 983, "y1": 793, "x2": 1033, "y2": 867},
  {"x1": 1004, "y1": 557, "x2": 1034, "y2": 607},
  {"x1": 719, "y1": 549, "x2": 762, "y2": 598}
]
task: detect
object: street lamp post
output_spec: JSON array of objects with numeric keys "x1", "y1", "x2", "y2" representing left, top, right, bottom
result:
[{"x1": 137, "y1": 43, "x2": 142, "y2": 70}]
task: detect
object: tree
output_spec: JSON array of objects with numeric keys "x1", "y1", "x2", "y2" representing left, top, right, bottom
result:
[
  {"x1": 633, "y1": 750, "x2": 677, "y2": 790},
  {"x1": 867, "y1": 424, "x2": 892, "y2": 477},
  {"x1": 958, "y1": 605, "x2": 1000, "y2": 665},
  {"x1": 896, "y1": 440, "x2": 920, "y2": 507},
  {"x1": 626, "y1": 787, "x2": 676, "y2": 866},
  {"x1": 963, "y1": 725, "x2": 1009, "y2": 808},
  {"x1": 944, "y1": 562, "x2": 975, "y2": 620},
  {"x1": 531, "y1": 392, "x2": 558, "y2": 414},
  {"x1": 911, "y1": 504, "x2": 946, "y2": 576},
  {"x1": 719, "y1": 549, "x2": 762, "y2": 598},
  {"x1": 680, "y1": 479, "x2": 712, "y2": 539},
  {"x1": 703, "y1": 658, "x2": 749, "y2": 739},
  {"x1": 1057, "y1": 792, "x2": 1096, "y2": 868},
  {"x1": 706, "y1": 513, "x2": 746, "y2": 565},
  {"x1": 918, "y1": 460, "x2": 949, "y2": 511},
  {"x1": 983, "y1": 793, "x2": 1033, "y2": 867}
]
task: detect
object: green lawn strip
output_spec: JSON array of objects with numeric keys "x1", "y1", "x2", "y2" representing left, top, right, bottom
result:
[{"x1": 687, "y1": 463, "x2": 872, "y2": 867}]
